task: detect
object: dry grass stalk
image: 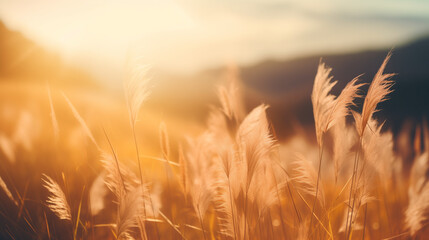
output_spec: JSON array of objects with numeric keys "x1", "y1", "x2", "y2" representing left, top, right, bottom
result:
[
  {"x1": 62, "y1": 93, "x2": 99, "y2": 149},
  {"x1": 42, "y1": 174, "x2": 72, "y2": 221},
  {"x1": 354, "y1": 53, "x2": 395, "y2": 136},
  {"x1": 406, "y1": 181, "x2": 429, "y2": 236},
  {"x1": 0, "y1": 176, "x2": 17, "y2": 206},
  {"x1": 310, "y1": 61, "x2": 363, "y2": 233},
  {"x1": 311, "y1": 62, "x2": 362, "y2": 147},
  {"x1": 124, "y1": 63, "x2": 151, "y2": 126}
]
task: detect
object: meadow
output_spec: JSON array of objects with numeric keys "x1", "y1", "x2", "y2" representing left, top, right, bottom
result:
[{"x1": 0, "y1": 53, "x2": 428, "y2": 240}]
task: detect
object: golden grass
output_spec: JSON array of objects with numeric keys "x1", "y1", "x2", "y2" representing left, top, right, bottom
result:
[{"x1": 0, "y1": 54, "x2": 428, "y2": 240}]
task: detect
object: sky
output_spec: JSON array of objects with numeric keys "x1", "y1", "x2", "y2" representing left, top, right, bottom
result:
[{"x1": 1, "y1": 0, "x2": 429, "y2": 83}]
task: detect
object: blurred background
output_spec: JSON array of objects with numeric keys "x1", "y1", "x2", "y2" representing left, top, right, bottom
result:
[
  {"x1": 1, "y1": 1, "x2": 429, "y2": 238},
  {"x1": 1, "y1": 0, "x2": 429, "y2": 144}
]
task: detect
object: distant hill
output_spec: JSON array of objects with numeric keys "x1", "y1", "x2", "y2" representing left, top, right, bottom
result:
[
  {"x1": 0, "y1": 21, "x2": 96, "y2": 87},
  {"x1": 238, "y1": 36, "x2": 429, "y2": 137}
]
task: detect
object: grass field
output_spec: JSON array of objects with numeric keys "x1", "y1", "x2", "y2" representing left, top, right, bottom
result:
[{"x1": 0, "y1": 54, "x2": 428, "y2": 240}]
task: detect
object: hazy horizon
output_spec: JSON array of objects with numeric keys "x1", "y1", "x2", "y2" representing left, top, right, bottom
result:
[{"x1": 1, "y1": 0, "x2": 429, "y2": 85}]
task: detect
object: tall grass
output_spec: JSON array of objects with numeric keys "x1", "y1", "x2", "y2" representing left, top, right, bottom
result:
[{"x1": 1, "y1": 53, "x2": 429, "y2": 239}]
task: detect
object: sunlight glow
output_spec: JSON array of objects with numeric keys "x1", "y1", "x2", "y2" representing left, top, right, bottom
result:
[{"x1": 1, "y1": 0, "x2": 428, "y2": 81}]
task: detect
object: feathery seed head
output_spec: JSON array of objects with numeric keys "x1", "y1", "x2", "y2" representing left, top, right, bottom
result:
[{"x1": 42, "y1": 174, "x2": 71, "y2": 221}]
